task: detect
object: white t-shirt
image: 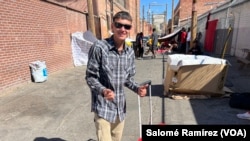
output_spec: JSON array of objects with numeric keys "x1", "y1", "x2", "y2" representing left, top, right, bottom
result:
[{"x1": 186, "y1": 31, "x2": 191, "y2": 42}]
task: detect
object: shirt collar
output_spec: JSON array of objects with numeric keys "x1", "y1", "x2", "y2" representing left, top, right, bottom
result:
[{"x1": 106, "y1": 35, "x2": 129, "y2": 53}]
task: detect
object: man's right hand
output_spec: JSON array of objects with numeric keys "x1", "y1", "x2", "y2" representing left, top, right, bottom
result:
[{"x1": 102, "y1": 89, "x2": 115, "y2": 101}]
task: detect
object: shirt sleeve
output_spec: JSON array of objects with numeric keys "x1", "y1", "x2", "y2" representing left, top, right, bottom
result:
[
  {"x1": 85, "y1": 41, "x2": 106, "y2": 95},
  {"x1": 124, "y1": 49, "x2": 139, "y2": 93}
]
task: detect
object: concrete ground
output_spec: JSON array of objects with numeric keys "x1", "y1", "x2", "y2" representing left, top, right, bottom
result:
[{"x1": 0, "y1": 52, "x2": 250, "y2": 141}]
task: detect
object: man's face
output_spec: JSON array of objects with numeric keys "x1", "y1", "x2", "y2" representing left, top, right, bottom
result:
[{"x1": 111, "y1": 18, "x2": 132, "y2": 42}]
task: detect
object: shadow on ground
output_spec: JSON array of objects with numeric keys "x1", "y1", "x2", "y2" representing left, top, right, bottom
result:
[
  {"x1": 34, "y1": 137, "x2": 66, "y2": 141},
  {"x1": 34, "y1": 137, "x2": 96, "y2": 141}
]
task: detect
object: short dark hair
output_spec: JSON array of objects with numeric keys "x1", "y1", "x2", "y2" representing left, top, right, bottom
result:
[{"x1": 113, "y1": 11, "x2": 132, "y2": 22}]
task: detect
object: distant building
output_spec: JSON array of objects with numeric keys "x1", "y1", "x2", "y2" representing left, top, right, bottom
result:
[
  {"x1": 152, "y1": 14, "x2": 166, "y2": 35},
  {"x1": 168, "y1": 0, "x2": 228, "y2": 31}
]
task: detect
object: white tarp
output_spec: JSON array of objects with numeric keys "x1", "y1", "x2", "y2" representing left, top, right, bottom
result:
[
  {"x1": 158, "y1": 28, "x2": 182, "y2": 40},
  {"x1": 167, "y1": 54, "x2": 229, "y2": 71},
  {"x1": 71, "y1": 31, "x2": 97, "y2": 66}
]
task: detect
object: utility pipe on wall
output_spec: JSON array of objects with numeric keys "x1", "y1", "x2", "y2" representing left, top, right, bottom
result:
[{"x1": 87, "y1": 0, "x2": 96, "y2": 36}]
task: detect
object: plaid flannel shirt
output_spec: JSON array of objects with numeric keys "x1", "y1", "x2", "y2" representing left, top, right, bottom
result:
[{"x1": 85, "y1": 36, "x2": 139, "y2": 123}]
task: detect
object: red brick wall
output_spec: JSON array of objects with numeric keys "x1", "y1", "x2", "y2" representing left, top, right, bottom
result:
[
  {"x1": 0, "y1": 1, "x2": 87, "y2": 92},
  {"x1": 127, "y1": 0, "x2": 140, "y2": 39},
  {"x1": 178, "y1": 0, "x2": 227, "y2": 20}
]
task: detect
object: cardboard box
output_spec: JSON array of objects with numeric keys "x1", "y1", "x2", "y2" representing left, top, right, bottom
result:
[{"x1": 164, "y1": 55, "x2": 229, "y2": 95}]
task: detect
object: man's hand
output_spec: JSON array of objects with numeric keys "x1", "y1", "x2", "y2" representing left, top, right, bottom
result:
[
  {"x1": 138, "y1": 85, "x2": 148, "y2": 97},
  {"x1": 102, "y1": 89, "x2": 115, "y2": 101}
]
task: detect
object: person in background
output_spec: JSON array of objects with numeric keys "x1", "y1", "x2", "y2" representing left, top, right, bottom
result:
[
  {"x1": 85, "y1": 11, "x2": 148, "y2": 141},
  {"x1": 177, "y1": 28, "x2": 182, "y2": 50},
  {"x1": 179, "y1": 27, "x2": 187, "y2": 53},
  {"x1": 186, "y1": 27, "x2": 191, "y2": 53},
  {"x1": 150, "y1": 28, "x2": 158, "y2": 58},
  {"x1": 167, "y1": 39, "x2": 178, "y2": 53},
  {"x1": 188, "y1": 39, "x2": 203, "y2": 55},
  {"x1": 134, "y1": 32, "x2": 140, "y2": 58},
  {"x1": 138, "y1": 32, "x2": 144, "y2": 59}
]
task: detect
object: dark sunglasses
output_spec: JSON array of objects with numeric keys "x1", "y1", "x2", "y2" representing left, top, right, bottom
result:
[{"x1": 114, "y1": 22, "x2": 132, "y2": 30}]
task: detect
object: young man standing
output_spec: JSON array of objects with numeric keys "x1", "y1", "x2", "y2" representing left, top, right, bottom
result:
[
  {"x1": 138, "y1": 32, "x2": 144, "y2": 59},
  {"x1": 179, "y1": 27, "x2": 187, "y2": 53},
  {"x1": 186, "y1": 27, "x2": 191, "y2": 53},
  {"x1": 85, "y1": 11, "x2": 148, "y2": 141},
  {"x1": 151, "y1": 28, "x2": 158, "y2": 58}
]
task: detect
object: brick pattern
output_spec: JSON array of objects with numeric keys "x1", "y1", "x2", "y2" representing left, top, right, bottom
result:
[
  {"x1": 0, "y1": 1, "x2": 87, "y2": 92},
  {"x1": 0, "y1": 0, "x2": 140, "y2": 93},
  {"x1": 177, "y1": 0, "x2": 227, "y2": 22}
]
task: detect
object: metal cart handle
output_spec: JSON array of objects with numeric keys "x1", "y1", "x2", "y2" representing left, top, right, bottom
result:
[{"x1": 139, "y1": 80, "x2": 152, "y2": 86}]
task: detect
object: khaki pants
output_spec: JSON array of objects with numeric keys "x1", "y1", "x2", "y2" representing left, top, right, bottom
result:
[{"x1": 94, "y1": 114, "x2": 125, "y2": 141}]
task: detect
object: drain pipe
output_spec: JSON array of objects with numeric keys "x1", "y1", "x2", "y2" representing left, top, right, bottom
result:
[
  {"x1": 225, "y1": 0, "x2": 237, "y2": 28},
  {"x1": 233, "y1": 10, "x2": 241, "y2": 57}
]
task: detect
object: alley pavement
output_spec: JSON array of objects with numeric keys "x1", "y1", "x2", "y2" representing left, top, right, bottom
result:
[{"x1": 1, "y1": 53, "x2": 250, "y2": 141}]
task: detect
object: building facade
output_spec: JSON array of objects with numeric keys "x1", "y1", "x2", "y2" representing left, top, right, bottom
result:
[
  {"x1": 169, "y1": 0, "x2": 250, "y2": 59},
  {"x1": 169, "y1": 0, "x2": 228, "y2": 30},
  {"x1": 0, "y1": 0, "x2": 140, "y2": 93}
]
